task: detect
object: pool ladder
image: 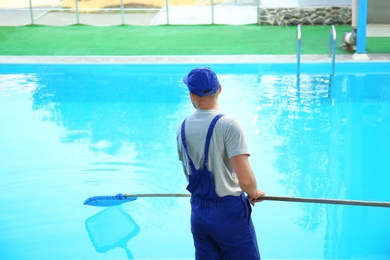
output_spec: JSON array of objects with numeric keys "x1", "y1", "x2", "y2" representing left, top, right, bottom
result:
[{"x1": 296, "y1": 25, "x2": 337, "y2": 88}]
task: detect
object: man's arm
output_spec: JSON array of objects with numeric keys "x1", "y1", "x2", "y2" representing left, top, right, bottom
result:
[{"x1": 230, "y1": 154, "x2": 265, "y2": 205}]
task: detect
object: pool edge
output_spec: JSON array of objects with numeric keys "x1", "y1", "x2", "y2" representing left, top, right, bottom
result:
[{"x1": 0, "y1": 54, "x2": 389, "y2": 64}]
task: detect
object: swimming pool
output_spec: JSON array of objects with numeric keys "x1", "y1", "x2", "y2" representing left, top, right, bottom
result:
[{"x1": 0, "y1": 62, "x2": 389, "y2": 259}]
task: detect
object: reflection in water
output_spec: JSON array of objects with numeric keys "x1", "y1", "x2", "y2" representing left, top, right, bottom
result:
[
  {"x1": 29, "y1": 65, "x2": 189, "y2": 194},
  {"x1": 85, "y1": 207, "x2": 140, "y2": 259},
  {"x1": 30, "y1": 65, "x2": 183, "y2": 156},
  {"x1": 0, "y1": 74, "x2": 38, "y2": 94},
  {"x1": 253, "y1": 74, "x2": 333, "y2": 231},
  {"x1": 253, "y1": 72, "x2": 390, "y2": 258}
]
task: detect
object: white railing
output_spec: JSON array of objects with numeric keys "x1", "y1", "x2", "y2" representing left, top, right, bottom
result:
[{"x1": 21, "y1": 0, "x2": 260, "y2": 26}]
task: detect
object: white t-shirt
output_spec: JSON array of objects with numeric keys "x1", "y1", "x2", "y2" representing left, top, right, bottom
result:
[{"x1": 177, "y1": 109, "x2": 250, "y2": 197}]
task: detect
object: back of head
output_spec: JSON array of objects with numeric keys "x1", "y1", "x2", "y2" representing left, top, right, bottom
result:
[{"x1": 183, "y1": 67, "x2": 219, "y2": 97}]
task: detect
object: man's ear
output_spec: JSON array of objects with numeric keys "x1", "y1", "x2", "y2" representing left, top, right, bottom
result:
[{"x1": 190, "y1": 92, "x2": 198, "y2": 103}]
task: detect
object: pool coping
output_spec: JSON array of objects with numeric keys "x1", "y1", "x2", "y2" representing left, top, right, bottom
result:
[{"x1": 1, "y1": 54, "x2": 389, "y2": 64}]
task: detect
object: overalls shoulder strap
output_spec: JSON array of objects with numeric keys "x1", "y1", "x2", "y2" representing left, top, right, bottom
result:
[
  {"x1": 202, "y1": 114, "x2": 224, "y2": 169},
  {"x1": 181, "y1": 114, "x2": 224, "y2": 172}
]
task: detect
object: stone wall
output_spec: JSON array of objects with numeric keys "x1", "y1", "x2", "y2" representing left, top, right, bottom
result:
[{"x1": 259, "y1": 7, "x2": 352, "y2": 26}]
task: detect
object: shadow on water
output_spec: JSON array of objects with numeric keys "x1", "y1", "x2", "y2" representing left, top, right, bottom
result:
[{"x1": 85, "y1": 207, "x2": 140, "y2": 259}]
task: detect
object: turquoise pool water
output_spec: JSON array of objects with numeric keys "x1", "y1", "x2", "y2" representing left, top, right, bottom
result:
[{"x1": 0, "y1": 63, "x2": 389, "y2": 259}]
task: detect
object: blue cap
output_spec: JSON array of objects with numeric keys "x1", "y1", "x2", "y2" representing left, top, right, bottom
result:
[{"x1": 183, "y1": 67, "x2": 219, "y2": 97}]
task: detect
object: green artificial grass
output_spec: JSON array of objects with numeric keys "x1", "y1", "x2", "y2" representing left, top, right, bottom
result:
[{"x1": 0, "y1": 24, "x2": 389, "y2": 56}]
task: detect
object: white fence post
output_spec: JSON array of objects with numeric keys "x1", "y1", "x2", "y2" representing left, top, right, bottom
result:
[
  {"x1": 166, "y1": 0, "x2": 170, "y2": 24},
  {"x1": 75, "y1": 0, "x2": 80, "y2": 24},
  {"x1": 29, "y1": 0, "x2": 34, "y2": 25},
  {"x1": 211, "y1": 0, "x2": 214, "y2": 24},
  {"x1": 120, "y1": 0, "x2": 125, "y2": 25}
]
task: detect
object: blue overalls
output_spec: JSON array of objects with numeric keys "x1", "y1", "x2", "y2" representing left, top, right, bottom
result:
[{"x1": 181, "y1": 114, "x2": 260, "y2": 260}]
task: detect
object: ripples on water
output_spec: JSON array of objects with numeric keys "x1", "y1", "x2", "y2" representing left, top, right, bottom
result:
[{"x1": 1, "y1": 64, "x2": 390, "y2": 260}]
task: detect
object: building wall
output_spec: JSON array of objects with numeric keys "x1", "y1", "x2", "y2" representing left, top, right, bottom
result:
[{"x1": 368, "y1": 0, "x2": 390, "y2": 24}]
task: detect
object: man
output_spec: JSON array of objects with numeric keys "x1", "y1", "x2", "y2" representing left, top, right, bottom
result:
[{"x1": 176, "y1": 67, "x2": 265, "y2": 259}]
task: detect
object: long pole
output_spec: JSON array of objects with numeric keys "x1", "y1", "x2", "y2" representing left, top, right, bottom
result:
[
  {"x1": 84, "y1": 193, "x2": 390, "y2": 208},
  {"x1": 123, "y1": 194, "x2": 390, "y2": 208}
]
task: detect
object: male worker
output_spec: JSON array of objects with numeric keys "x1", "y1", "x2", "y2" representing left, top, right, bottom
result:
[{"x1": 177, "y1": 67, "x2": 265, "y2": 259}]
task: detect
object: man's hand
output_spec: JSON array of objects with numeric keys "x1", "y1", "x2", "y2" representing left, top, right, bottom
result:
[{"x1": 247, "y1": 190, "x2": 266, "y2": 206}]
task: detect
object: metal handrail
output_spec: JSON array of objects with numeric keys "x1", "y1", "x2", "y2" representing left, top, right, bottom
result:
[
  {"x1": 328, "y1": 25, "x2": 337, "y2": 85},
  {"x1": 297, "y1": 24, "x2": 302, "y2": 80}
]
